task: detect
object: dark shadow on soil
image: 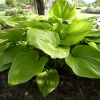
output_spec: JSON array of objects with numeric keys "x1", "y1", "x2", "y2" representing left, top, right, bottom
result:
[{"x1": 0, "y1": 70, "x2": 100, "y2": 100}]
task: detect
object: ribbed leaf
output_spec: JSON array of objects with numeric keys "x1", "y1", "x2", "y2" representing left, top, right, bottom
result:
[
  {"x1": 60, "y1": 19, "x2": 93, "y2": 46},
  {"x1": 65, "y1": 45, "x2": 100, "y2": 78},
  {"x1": 49, "y1": 0, "x2": 76, "y2": 20},
  {"x1": 24, "y1": 20, "x2": 52, "y2": 30},
  {"x1": 65, "y1": 18, "x2": 94, "y2": 35},
  {"x1": 6, "y1": 16, "x2": 27, "y2": 27},
  {"x1": 85, "y1": 30, "x2": 100, "y2": 43},
  {"x1": 27, "y1": 28, "x2": 70, "y2": 58},
  {"x1": 8, "y1": 51, "x2": 48, "y2": 85},
  {"x1": 87, "y1": 42, "x2": 98, "y2": 50},
  {"x1": 0, "y1": 28, "x2": 25, "y2": 41},
  {"x1": 61, "y1": 32, "x2": 88, "y2": 46},
  {"x1": 37, "y1": 69, "x2": 59, "y2": 97},
  {"x1": 7, "y1": 16, "x2": 28, "y2": 22},
  {"x1": 0, "y1": 45, "x2": 24, "y2": 64},
  {"x1": 88, "y1": 30, "x2": 100, "y2": 37}
]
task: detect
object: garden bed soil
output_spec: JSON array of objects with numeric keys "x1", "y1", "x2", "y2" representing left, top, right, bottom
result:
[{"x1": 0, "y1": 70, "x2": 100, "y2": 100}]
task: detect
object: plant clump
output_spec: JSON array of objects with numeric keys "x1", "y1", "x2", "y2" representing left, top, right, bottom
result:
[{"x1": 0, "y1": 0, "x2": 100, "y2": 97}]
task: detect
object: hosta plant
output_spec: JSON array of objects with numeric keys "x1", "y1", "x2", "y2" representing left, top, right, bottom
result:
[{"x1": 0, "y1": 0, "x2": 100, "y2": 97}]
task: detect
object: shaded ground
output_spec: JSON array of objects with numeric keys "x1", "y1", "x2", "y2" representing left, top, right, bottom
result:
[{"x1": 0, "y1": 70, "x2": 100, "y2": 100}]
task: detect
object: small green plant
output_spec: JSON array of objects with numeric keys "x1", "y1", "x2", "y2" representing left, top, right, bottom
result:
[{"x1": 1, "y1": 0, "x2": 100, "y2": 97}]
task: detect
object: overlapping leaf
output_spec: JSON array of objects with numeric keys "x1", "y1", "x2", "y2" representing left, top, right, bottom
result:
[
  {"x1": 0, "y1": 28, "x2": 25, "y2": 41},
  {"x1": 65, "y1": 45, "x2": 100, "y2": 78},
  {"x1": 7, "y1": 16, "x2": 28, "y2": 22},
  {"x1": 37, "y1": 69, "x2": 59, "y2": 97},
  {"x1": 8, "y1": 51, "x2": 48, "y2": 85},
  {"x1": 5, "y1": 16, "x2": 28, "y2": 27},
  {"x1": 85, "y1": 30, "x2": 100, "y2": 43},
  {"x1": 24, "y1": 20, "x2": 52, "y2": 30},
  {"x1": 0, "y1": 45, "x2": 24, "y2": 64},
  {"x1": 49, "y1": 0, "x2": 76, "y2": 20},
  {"x1": 27, "y1": 28, "x2": 70, "y2": 58},
  {"x1": 60, "y1": 18, "x2": 94, "y2": 46}
]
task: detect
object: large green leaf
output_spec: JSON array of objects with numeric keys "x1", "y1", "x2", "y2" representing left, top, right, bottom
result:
[
  {"x1": 0, "y1": 28, "x2": 25, "y2": 41},
  {"x1": 0, "y1": 45, "x2": 24, "y2": 65},
  {"x1": 85, "y1": 36, "x2": 100, "y2": 43},
  {"x1": 7, "y1": 16, "x2": 28, "y2": 22},
  {"x1": 85, "y1": 30, "x2": 100, "y2": 43},
  {"x1": 65, "y1": 18, "x2": 94, "y2": 35},
  {"x1": 37, "y1": 69, "x2": 59, "y2": 97},
  {"x1": 8, "y1": 51, "x2": 48, "y2": 85},
  {"x1": 5, "y1": 16, "x2": 28, "y2": 27},
  {"x1": 24, "y1": 20, "x2": 52, "y2": 30},
  {"x1": 61, "y1": 32, "x2": 88, "y2": 46},
  {"x1": 65, "y1": 45, "x2": 100, "y2": 78},
  {"x1": 60, "y1": 19, "x2": 93, "y2": 46},
  {"x1": 88, "y1": 30, "x2": 100, "y2": 37},
  {"x1": 87, "y1": 41, "x2": 98, "y2": 50},
  {"x1": 27, "y1": 28, "x2": 70, "y2": 58},
  {"x1": 49, "y1": 0, "x2": 76, "y2": 20}
]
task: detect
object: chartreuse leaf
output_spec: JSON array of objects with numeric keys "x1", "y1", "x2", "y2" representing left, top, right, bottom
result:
[
  {"x1": 55, "y1": 22, "x2": 68, "y2": 40},
  {"x1": 24, "y1": 20, "x2": 52, "y2": 30},
  {"x1": 65, "y1": 45, "x2": 100, "y2": 78},
  {"x1": 0, "y1": 28, "x2": 25, "y2": 41},
  {"x1": 0, "y1": 45, "x2": 24, "y2": 65},
  {"x1": 87, "y1": 42, "x2": 98, "y2": 50},
  {"x1": 87, "y1": 30, "x2": 100, "y2": 37},
  {"x1": 5, "y1": 16, "x2": 28, "y2": 27},
  {"x1": 48, "y1": 16, "x2": 60, "y2": 24},
  {"x1": 85, "y1": 30, "x2": 100, "y2": 43},
  {"x1": 8, "y1": 51, "x2": 48, "y2": 85},
  {"x1": 61, "y1": 32, "x2": 88, "y2": 46},
  {"x1": 49, "y1": 0, "x2": 76, "y2": 20},
  {"x1": 7, "y1": 16, "x2": 28, "y2": 22},
  {"x1": 61, "y1": 18, "x2": 93, "y2": 46},
  {"x1": 37, "y1": 69, "x2": 59, "y2": 97},
  {"x1": 27, "y1": 28, "x2": 70, "y2": 58},
  {"x1": 65, "y1": 18, "x2": 94, "y2": 35}
]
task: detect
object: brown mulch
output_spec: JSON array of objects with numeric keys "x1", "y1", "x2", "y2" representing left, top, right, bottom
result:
[{"x1": 0, "y1": 70, "x2": 100, "y2": 100}]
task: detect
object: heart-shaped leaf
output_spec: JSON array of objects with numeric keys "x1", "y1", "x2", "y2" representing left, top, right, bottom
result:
[
  {"x1": 8, "y1": 51, "x2": 48, "y2": 85},
  {"x1": 37, "y1": 69, "x2": 59, "y2": 97},
  {"x1": 65, "y1": 45, "x2": 100, "y2": 78},
  {"x1": 27, "y1": 28, "x2": 70, "y2": 58}
]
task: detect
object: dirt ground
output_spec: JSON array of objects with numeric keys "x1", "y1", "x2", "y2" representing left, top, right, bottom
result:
[{"x1": 0, "y1": 69, "x2": 100, "y2": 100}]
